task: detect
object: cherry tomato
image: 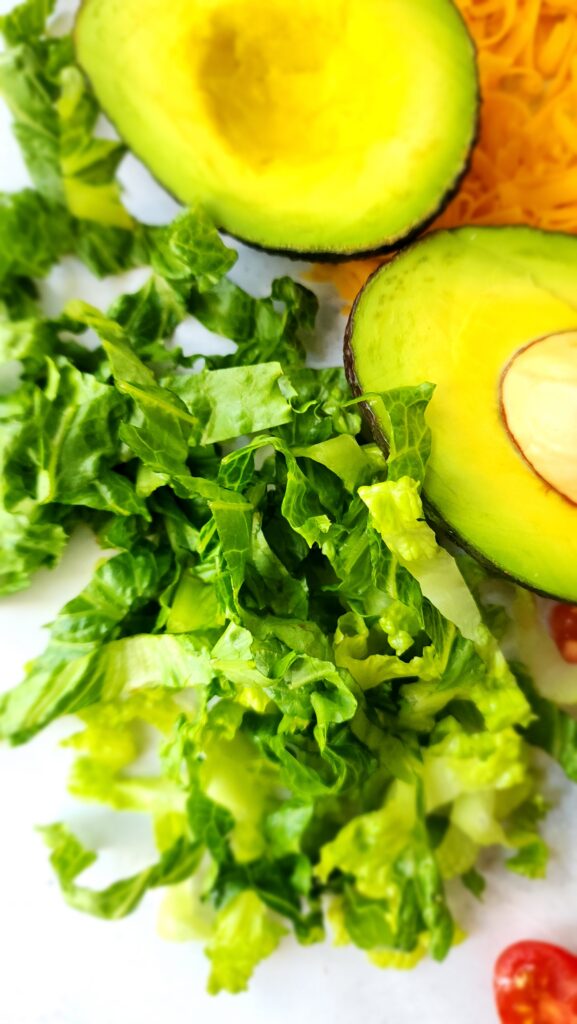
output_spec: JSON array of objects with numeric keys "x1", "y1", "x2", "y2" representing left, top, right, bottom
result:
[
  {"x1": 495, "y1": 941, "x2": 577, "y2": 1024},
  {"x1": 550, "y1": 604, "x2": 577, "y2": 664}
]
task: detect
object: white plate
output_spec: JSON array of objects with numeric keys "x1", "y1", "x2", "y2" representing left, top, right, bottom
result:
[{"x1": 2, "y1": 5, "x2": 577, "y2": 1022}]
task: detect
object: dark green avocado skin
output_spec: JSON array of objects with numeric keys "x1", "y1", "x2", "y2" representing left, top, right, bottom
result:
[
  {"x1": 343, "y1": 240, "x2": 569, "y2": 603},
  {"x1": 73, "y1": 4, "x2": 480, "y2": 262}
]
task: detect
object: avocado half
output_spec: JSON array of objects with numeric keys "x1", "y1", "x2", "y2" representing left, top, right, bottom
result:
[
  {"x1": 75, "y1": 0, "x2": 478, "y2": 259},
  {"x1": 345, "y1": 227, "x2": 577, "y2": 601}
]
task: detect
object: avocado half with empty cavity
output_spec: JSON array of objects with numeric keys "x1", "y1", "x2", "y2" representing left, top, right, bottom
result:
[
  {"x1": 345, "y1": 227, "x2": 577, "y2": 600},
  {"x1": 75, "y1": 0, "x2": 478, "y2": 258}
]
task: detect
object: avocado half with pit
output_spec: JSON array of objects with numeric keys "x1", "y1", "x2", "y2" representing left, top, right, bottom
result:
[
  {"x1": 75, "y1": 0, "x2": 478, "y2": 258},
  {"x1": 345, "y1": 227, "x2": 577, "y2": 600}
]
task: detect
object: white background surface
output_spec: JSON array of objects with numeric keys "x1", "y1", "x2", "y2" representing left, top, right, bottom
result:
[{"x1": 2, "y1": 4, "x2": 577, "y2": 1022}]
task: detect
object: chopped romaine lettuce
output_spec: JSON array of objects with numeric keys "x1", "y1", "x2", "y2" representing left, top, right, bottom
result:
[{"x1": 0, "y1": 0, "x2": 575, "y2": 997}]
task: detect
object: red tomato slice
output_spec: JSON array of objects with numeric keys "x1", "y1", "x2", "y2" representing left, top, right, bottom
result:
[
  {"x1": 550, "y1": 604, "x2": 577, "y2": 664},
  {"x1": 495, "y1": 941, "x2": 577, "y2": 1024}
]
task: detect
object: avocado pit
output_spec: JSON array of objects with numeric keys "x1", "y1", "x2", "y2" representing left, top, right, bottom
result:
[{"x1": 500, "y1": 330, "x2": 577, "y2": 505}]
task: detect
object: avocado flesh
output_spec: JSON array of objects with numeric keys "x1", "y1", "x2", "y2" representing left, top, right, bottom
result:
[
  {"x1": 345, "y1": 227, "x2": 577, "y2": 600},
  {"x1": 75, "y1": 0, "x2": 478, "y2": 257}
]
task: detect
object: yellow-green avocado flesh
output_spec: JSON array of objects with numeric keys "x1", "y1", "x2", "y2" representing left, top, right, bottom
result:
[
  {"x1": 345, "y1": 227, "x2": 577, "y2": 600},
  {"x1": 74, "y1": 0, "x2": 478, "y2": 257}
]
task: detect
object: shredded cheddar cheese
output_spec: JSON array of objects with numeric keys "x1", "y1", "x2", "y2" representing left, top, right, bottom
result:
[{"x1": 313, "y1": 0, "x2": 577, "y2": 304}]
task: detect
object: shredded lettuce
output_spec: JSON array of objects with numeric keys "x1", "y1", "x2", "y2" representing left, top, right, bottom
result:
[{"x1": 0, "y1": 0, "x2": 576, "y2": 996}]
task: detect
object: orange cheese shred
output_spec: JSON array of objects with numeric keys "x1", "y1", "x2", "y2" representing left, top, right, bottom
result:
[{"x1": 312, "y1": 0, "x2": 577, "y2": 305}]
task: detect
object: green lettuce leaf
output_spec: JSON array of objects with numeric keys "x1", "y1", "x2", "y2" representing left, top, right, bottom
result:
[
  {"x1": 317, "y1": 780, "x2": 454, "y2": 961},
  {"x1": 190, "y1": 276, "x2": 317, "y2": 368},
  {"x1": 3, "y1": 357, "x2": 146, "y2": 512},
  {"x1": 206, "y1": 890, "x2": 287, "y2": 995},
  {"x1": 0, "y1": 506, "x2": 68, "y2": 594},
  {"x1": 0, "y1": 3, "x2": 130, "y2": 226},
  {"x1": 0, "y1": 0, "x2": 55, "y2": 44},
  {"x1": 0, "y1": 545, "x2": 214, "y2": 744},
  {"x1": 145, "y1": 206, "x2": 236, "y2": 293},
  {"x1": 40, "y1": 823, "x2": 199, "y2": 919},
  {"x1": 515, "y1": 662, "x2": 577, "y2": 782},
  {"x1": 378, "y1": 384, "x2": 435, "y2": 485},
  {"x1": 0, "y1": 190, "x2": 72, "y2": 284},
  {"x1": 166, "y1": 362, "x2": 295, "y2": 444}
]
